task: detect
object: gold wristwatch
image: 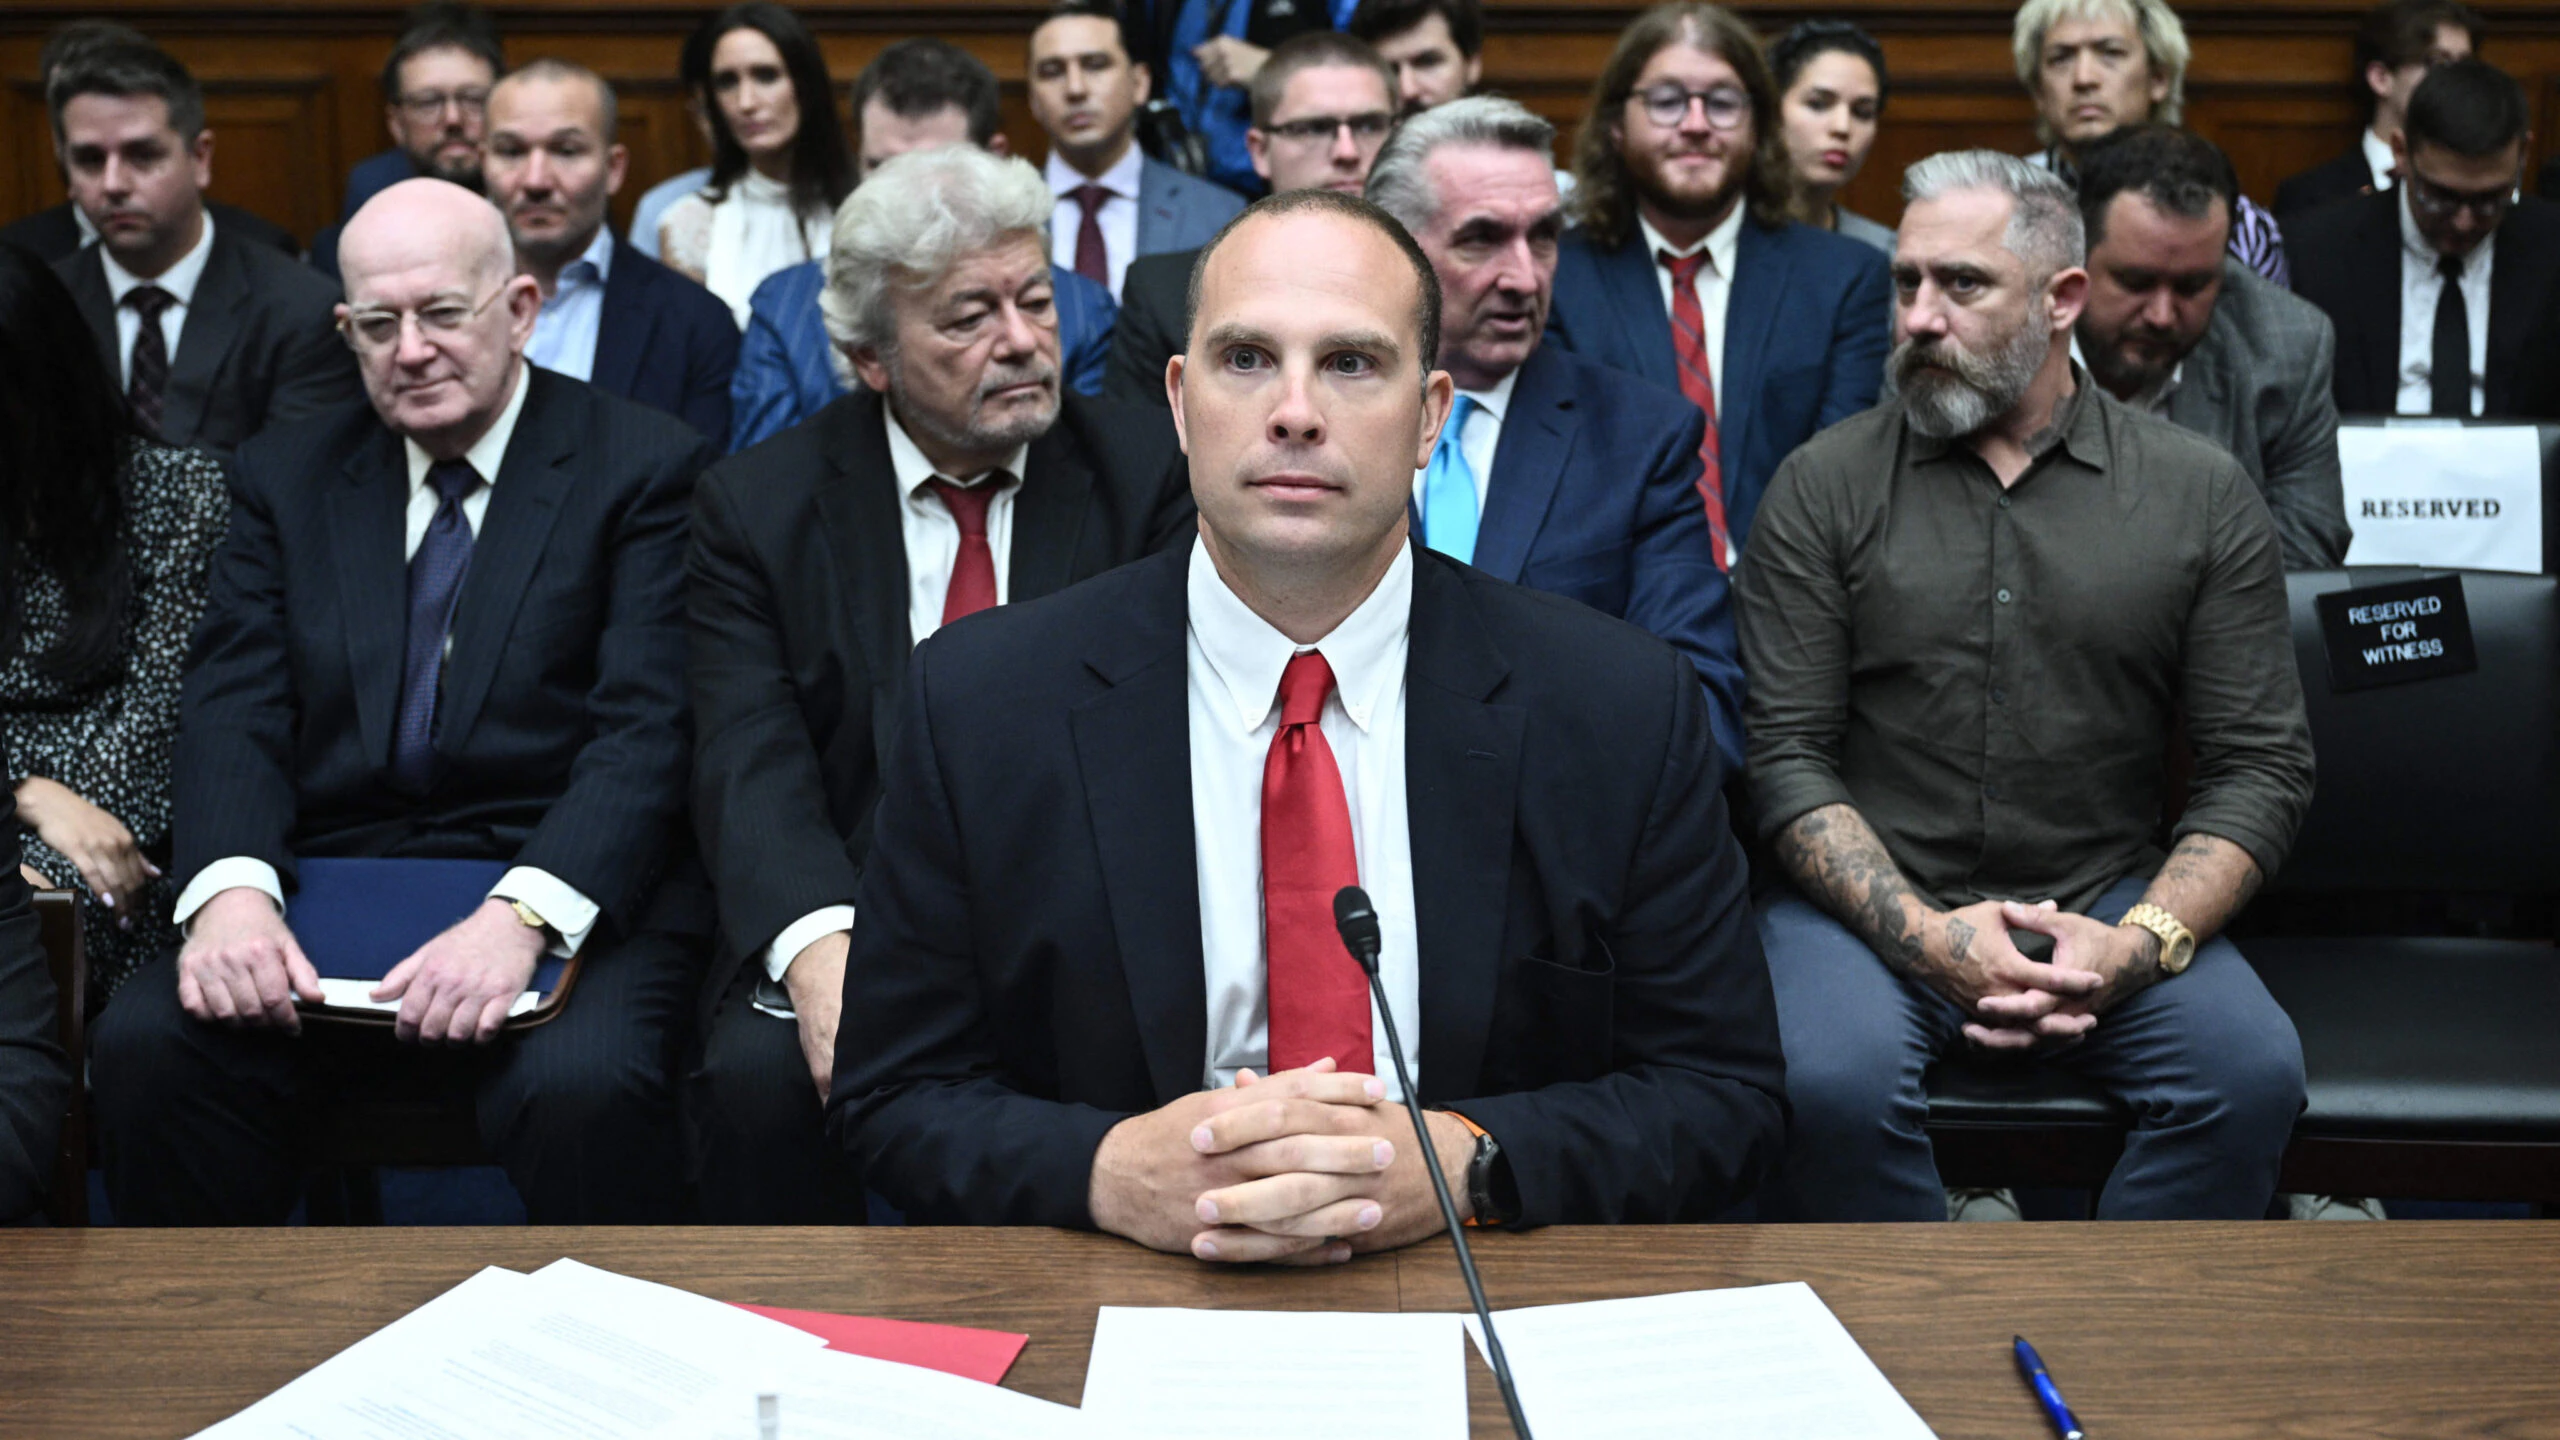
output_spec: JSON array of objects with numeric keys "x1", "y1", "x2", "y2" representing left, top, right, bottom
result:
[
  {"x1": 507, "y1": 899, "x2": 554, "y2": 942},
  {"x1": 2118, "y1": 902, "x2": 2196, "y2": 976}
]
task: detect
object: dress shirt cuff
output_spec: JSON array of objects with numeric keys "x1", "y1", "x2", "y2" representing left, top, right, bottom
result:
[
  {"x1": 1745, "y1": 761, "x2": 1859, "y2": 845},
  {"x1": 174, "y1": 857, "x2": 284, "y2": 929},
  {"x1": 766, "y1": 906, "x2": 857, "y2": 983},
  {"x1": 490, "y1": 867, "x2": 601, "y2": 959}
]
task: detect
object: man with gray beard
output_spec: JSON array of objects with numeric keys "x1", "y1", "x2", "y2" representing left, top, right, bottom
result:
[
  {"x1": 683, "y1": 145, "x2": 1195, "y2": 1222},
  {"x1": 1732, "y1": 150, "x2": 2314, "y2": 1223}
]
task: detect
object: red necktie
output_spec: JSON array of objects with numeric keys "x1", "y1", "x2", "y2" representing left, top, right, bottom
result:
[
  {"x1": 1660, "y1": 250, "x2": 1733, "y2": 569},
  {"x1": 1071, "y1": 184, "x2": 1111, "y2": 288},
  {"x1": 928, "y1": 478, "x2": 999, "y2": 626},
  {"x1": 1261, "y1": 651, "x2": 1371, "y2": 1075}
]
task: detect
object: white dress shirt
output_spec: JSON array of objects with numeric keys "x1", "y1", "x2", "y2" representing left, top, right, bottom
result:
[
  {"x1": 2395, "y1": 190, "x2": 2493, "y2": 416},
  {"x1": 101, "y1": 212, "x2": 216, "y2": 387},
  {"x1": 175, "y1": 366, "x2": 602, "y2": 959},
  {"x1": 1189, "y1": 536, "x2": 1422, "y2": 1098},
  {"x1": 760, "y1": 406, "x2": 1031, "y2": 981},
  {"x1": 523, "y1": 225, "x2": 614, "y2": 382},
  {"x1": 1046, "y1": 144, "x2": 1145, "y2": 300},
  {"x1": 1409, "y1": 366, "x2": 1517, "y2": 513},
  {"x1": 2363, "y1": 128, "x2": 2397, "y2": 193},
  {"x1": 1640, "y1": 206, "x2": 1741, "y2": 415}
]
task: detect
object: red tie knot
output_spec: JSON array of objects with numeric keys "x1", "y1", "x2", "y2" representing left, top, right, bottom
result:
[
  {"x1": 1073, "y1": 183, "x2": 1113, "y2": 218},
  {"x1": 1658, "y1": 249, "x2": 1709, "y2": 287},
  {"x1": 927, "y1": 477, "x2": 998, "y2": 537},
  {"x1": 1276, "y1": 650, "x2": 1336, "y2": 728}
]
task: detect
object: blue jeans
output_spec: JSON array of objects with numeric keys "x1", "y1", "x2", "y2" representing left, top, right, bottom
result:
[{"x1": 1759, "y1": 875, "x2": 2306, "y2": 1221}]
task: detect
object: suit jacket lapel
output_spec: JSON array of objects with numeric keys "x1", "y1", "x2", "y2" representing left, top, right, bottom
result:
[
  {"x1": 1472, "y1": 348, "x2": 1575, "y2": 584},
  {"x1": 2355, "y1": 199, "x2": 2402, "y2": 409},
  {"x1": 162, "y1": 233, "x2": 247, "y2": 445},
  {"x1": 1600, "y1": 232, "x2": 1679, "y2": 391},
  {"x1": 1070, "y1": 548, "x2": 1205, "y2": 1104},
  {"x1": 588, "y1": 246, "x2": 652, "y2": 399},
  {"x1": 434, "y1": 370, "x2": 574, "y2": 755},
  {"x1": 328, "y1": 425, "x2": 411, "y2": 773},
  {"x1": 1404, "y1": 552, "x2": 1520, "y2": 1104},
  {"x1": 1720, "y1": 222, "x2": 1790, "y2": 478},
  {"x1": 65, "y1": 250, "x2": 120, "y2": 393},
  {"x1": 1008, "y1": 421, "x2": 1095, "y2": 603},
  {"x1": 817, "y1": 393, "x2": 916, "y2": 675}
]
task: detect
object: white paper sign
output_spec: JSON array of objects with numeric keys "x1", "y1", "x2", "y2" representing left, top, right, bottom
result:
[{"x1": 2338, "y1": 425, "x2": 2543, "y2": 574}]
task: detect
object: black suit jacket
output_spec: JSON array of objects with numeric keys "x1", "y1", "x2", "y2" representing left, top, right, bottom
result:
[
  {"x1": 594, "y1": 241, "x2": 740, "y2": 444},
  {"x1": 687, "y1": 389, "x2": 1196, "y2": 1010},
  {"x1": 2289, "y1": 191, "x2": 2560, "y2": 417},
  {"x1": 0, "y1": 201, "x2": 299, "y2": 266},
  {"x1": 57, "y1": 227, "x2": 361, "y2": 464},
  {"x1": 0, "y1": 795, "x2": 64, "y2": 1223},
  {"x1": 1104, "y1": 247, "x2": 1196, "y2": 408},
  {"x1": 2273, "y1": 148, "x2": 2377, "y2": 225},
  {"x1": 176, "y1": 368, "x2": 715, "y2": 938},
  {"x1": 829, "y1": 544, "x2": 1788, "y2": 1230}
]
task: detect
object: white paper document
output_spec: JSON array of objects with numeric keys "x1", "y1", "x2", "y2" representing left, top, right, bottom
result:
[
  {"x1": 672, "y1": 1346, "x2": 1089, "y2": 1440},
  {"x1": 2339, "y1": 425, "x2": 2544, "y2": 573},
  {"x1": 1460, "y1": 1282, "x2": 1934, "y2": 1440},
  {"x1": 314, "y1": 976, "x2": 547, "y2": 1016},
  {"x1": 1081, "y1": 1307, "x2": 1467, "y2": 1440}
]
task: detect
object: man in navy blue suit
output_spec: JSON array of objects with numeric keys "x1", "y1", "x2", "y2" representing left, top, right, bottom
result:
[
  {"x1": 313, "y1": 3, "x2": 504, "y2": 279},
  {"x1": 482, "y1": 60, "x2": 738, "y2": 442},
  {"x1": 1367, "y1": 95, "x2": 1744, "y2": 772},
  {"x1": 1546, "y1": 3, "x2": 1890, "y2": 562}
]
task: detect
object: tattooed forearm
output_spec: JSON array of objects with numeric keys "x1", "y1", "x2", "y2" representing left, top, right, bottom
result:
[
  {"x1": 1775, "y1": 804, "x2": 1937, "y2": 976},
  {"x1": 2139, "y1": 832, "x2": 2263, "y2": 941}
]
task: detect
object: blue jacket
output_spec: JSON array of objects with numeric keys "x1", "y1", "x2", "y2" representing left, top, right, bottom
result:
[
  {"x1": 1547, "y1": 216, "x2": 1892, "y2": 553},
  {"x1": 593, "y1": 242, "x2": 740, "y2": 445},
  {"x1": 728, "y1": 260, "x2": 1117, "y2": 453},
  {"x1": 1134, "y1": 156, "x2": 1246, "y2": 257}
]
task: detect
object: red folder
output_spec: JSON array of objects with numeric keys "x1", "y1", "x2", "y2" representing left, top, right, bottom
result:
[{"x1": 729, "y1": 1302, "x2": 1028, "y2": 1384}]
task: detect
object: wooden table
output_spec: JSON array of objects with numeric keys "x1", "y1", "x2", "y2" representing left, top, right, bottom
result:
[{"x1": 4, "y1": 1223, "x2": 2557, "y2": 1438}]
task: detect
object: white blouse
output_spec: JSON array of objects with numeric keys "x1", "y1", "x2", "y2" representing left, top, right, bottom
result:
[{"x1": 658, "y1": 169, "x2": 833, "y2": 328}]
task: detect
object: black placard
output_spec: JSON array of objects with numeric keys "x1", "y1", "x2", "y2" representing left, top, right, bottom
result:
[{"x1": 2315, "y1": 574, "x2": 2479, "y2": 692}]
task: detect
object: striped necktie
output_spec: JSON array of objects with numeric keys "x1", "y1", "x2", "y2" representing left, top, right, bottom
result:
[{"x1": 1659, "y1": 249, "x2": 1732, "y2": 568}]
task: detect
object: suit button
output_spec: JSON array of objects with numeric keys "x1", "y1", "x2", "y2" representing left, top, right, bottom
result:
[{"x1": 1996, "y1": 588, "x2": 2013, "y2": 604}]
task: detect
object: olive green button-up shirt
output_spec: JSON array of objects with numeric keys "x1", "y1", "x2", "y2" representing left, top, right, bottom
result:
[{"x1": 1735, "y1": 372, "x2": 2316, "y2": 914}]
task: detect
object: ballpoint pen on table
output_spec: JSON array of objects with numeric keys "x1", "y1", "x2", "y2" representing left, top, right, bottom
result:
[{"x1": 2013, "y1": 1335, "x2": 2085, "y2": 1440}]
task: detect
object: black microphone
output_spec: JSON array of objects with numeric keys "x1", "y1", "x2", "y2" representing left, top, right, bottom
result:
[{"x1": 1333, "y1": 885, "x2": 1534, "y2": 1440}]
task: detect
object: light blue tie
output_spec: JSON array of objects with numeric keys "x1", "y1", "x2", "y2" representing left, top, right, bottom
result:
[{"x1": 1421, "y1": 394, "x2": 1479, "y2": 564}]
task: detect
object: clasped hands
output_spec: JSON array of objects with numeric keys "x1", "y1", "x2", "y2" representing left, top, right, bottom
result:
[
  {"x1": 1916, "y1": 898, "x2": 2161, "y2": 1052},
  {"x1": 1089, "y1": 1057, "x2": 1476, "y2": 1267},
  {"x1": 178, "y1": 886, "x2": 541, "y2": 1043}
]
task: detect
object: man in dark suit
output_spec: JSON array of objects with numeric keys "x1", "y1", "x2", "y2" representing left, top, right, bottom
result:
[
  {"x1": 0, "y1": 797, "x2": 66, "y2": 1225},
  {"x1": 829, "y1": 188, "x2": 1787, "y2": 1256},
  {"x1": 311, "y1": 3, "x2": 505, "y2": 279},
  {"x1": 2291, "y1": 59, "x2": 2560, "y2": 418},
  {"x1": 49, "y1": 43, "x2": 359, "y2": 464},
  {"x1": 1367, "y1": 95, "x2": 1744, "y2": 770},
  {"x1": 1107, "y1": 34, "x2": 1400, "y2": 406},
  {"x1": 1544, "y1": 4, "x2": 1891, "y2": 564},
  {"x1": 2073, "y1": 127, "x2": 2351, "y2": 568},
  {"x1": 688, "y1": 145, "x2": 1196, "y2": 1224},
  {"x1": 88, "y1": 180, "x2": 712, "y2": 1226},
  {"x1": 483, "y1": 59, "x2": 737, "y2": 441},
  {"x1": 2273, "y1": 0, "x2": 2479, "y2": 224}
]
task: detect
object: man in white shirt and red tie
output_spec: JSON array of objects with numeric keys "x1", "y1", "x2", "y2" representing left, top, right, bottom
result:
[
  {"x1": 829, "y1": 187, "x2": 1786, "y2": 1257},
  {"x1": 1028, "y1": 0, "x2": 1246, "y2": 302},
  {"x1": 683, "y1": 144, "x2": 1196, "y2": 1223}
]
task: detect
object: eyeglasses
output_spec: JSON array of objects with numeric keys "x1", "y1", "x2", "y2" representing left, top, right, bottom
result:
[
  {"x1": 397, "y1": 87, "x2": 490, "y2": 122},
  {"x1": 2404, "y1": 169, "x2": 2518, "y2": 223},
  {"x1": 1631, "y1": 83, "x2": 1751, "y2": 131},
  {"x1": 338, "y1": 283, "x2": 508, "y2": 353},
  {"x1": 1264, "y1": 112, "x2": 1395, "y2": 146}
]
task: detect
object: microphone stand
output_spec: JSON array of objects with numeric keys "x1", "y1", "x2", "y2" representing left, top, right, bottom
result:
[{"x1": 1334, "y1": 887, "x2": 1534, "y2": 1440}]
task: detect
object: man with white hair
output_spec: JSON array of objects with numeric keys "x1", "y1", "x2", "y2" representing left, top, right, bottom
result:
[
  {"x1": 684, "y1": 145, "x2": 1196, "y2": 1223},
  {"x1": 1734, "y1": 150, "x2": 2314, "y2": 1223},
  {"x1": 1364, "y1": 95, "x2": 1744, "y2": 773},
  {"x1": 90, "y1": 178, "x2": 716, "y2": 1225}
]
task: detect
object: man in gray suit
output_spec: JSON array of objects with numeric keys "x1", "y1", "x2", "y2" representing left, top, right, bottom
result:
[
  {"x1": 2072, "y1": 126, "x2": 2351, "y2": 569},
  {"x1": 1028, "y1": 1, "x2": 1245, "y2": 301}
]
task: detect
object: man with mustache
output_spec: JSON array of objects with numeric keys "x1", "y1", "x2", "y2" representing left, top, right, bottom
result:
[
  {"x1": 1544, "y1": 2, "x2": 1891, "y2": 566},
  {"x1": 1366, "y1": 96, "x2": 1745, "y2": 774},
  {"x1": 685, "y1": 145, "x2": 1196, "y2": 1222},
  {"x1": 1733, "y1": 150, "x2": 2313, "y2": 1224},
  {"x1": 2070, "y1": 127, "x2": 2350, "y2": 569},
  {"x1": 481, "y1": 59, "x2": 739, "y2": 443},
  {"x1": 312, "y1": 4, "x2": 507, "y2": 280}
]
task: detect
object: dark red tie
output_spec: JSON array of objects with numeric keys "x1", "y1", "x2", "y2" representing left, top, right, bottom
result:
[
  {"x1": 1660, "y1": 250, "x2": 1733, "y2": 569},
  {"x1": 1071, "y1": 184, "x2": 1111, "y2": 288},
  {"x1": 125, "y1": 284, "x2": 175, "y2": 441},
  {"x1": 1261, "y1": 651, "x2": 1371, "y2": 1075},
  {"x1": 928, "y1": 478, "x2": 999, "y2": 626}
]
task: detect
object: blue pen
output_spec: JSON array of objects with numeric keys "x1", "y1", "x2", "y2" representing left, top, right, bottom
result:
[{"x1": 2013, "y1": 1335, "x2": 2085, "y2": 1440}]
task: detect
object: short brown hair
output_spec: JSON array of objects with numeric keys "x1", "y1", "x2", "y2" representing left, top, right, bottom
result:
[
  {"x1": 1247, "y1": 30, "x2": 1396, "y2": 129},
  {"x1": 1569, "y1": 3, "x2": 1791, "y2": 246},
  {"x1": 1185, "y1": 188, "x2": 1442, "y2": 378}
]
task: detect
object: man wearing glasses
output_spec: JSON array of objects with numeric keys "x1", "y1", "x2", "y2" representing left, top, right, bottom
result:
[
  {"x1": 312, "y1": 3, "x2": 505, "y2": 279},
  {"x1": 2292, "y1": 58, "x2": 2560, "y2": 418},
  {"x1": 90, "y1": 178, "x2": 717, "y2": 1227},
  {"x1": 1545, "y1": 3, "x2": 1890, "y2": 565}
]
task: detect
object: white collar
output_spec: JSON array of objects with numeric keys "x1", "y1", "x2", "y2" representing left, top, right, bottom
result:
[
  {"x1": 1186, "y1": 533, "x2": 1412, "y2": 736},
  {"x1": 101, "y1": 209, "x2": 216, "y2": 303},
  {"x1": 1455, "y1": 364, "x2": 1521, "y2": 425},
  {"x1": 404, "y1": 359, "x2": 533, "y2": 492},
  {"x1": 2362, "y1": 128, "x2": 2397, "y2": 192},
  {"x1": 1046, "y1": 141, "x2": 1144, "y2": 199},
  {"x1": 2399, "y1": 185, "x2": 2493, "y2": 274},
  {"x1": 1638, "y1": 201, "x2": 1743, "y2": 280},
  {"x1": 883, "y1": 400, "x2": 1030, "y2": 499}
]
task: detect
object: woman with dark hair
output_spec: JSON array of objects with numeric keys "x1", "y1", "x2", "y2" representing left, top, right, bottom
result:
[
  {"x1": 0, "y1": 243, "x2": 227, "y2": 1002},
  {"x1": 1770, "y1": 20, "x2": 1893, "y2": 252},
  {"x1": 659, "y1": 2, "x2": 857, "y2": 325}
]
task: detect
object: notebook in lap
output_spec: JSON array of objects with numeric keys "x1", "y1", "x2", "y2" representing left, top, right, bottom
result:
[{"x1": 291, "y1": 857, "x2": 580, "y2": 1029}]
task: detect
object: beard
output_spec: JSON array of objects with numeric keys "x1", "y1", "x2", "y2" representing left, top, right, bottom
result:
[
  {"x1": 1625, "y1": 140, "x2": 1747, "y2": 226},
  {"x1": 1885, "y1": 310, "x2": 2053, "y2": 440},
  {"x1": 887, "y1": 351, "x2": 1063, "y2": 459},
  {"x1": 2080, "y1": 319, "x2": 2186, "y2": 399}
]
